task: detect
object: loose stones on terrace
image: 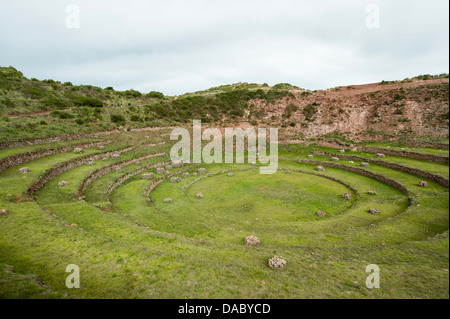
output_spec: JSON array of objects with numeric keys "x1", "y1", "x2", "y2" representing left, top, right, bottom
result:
[
  {"x1": 74, "y1": 147, "x2": 84, "y2": 154},
  {"x1": 111, "y1": 154, "x2": 120, "y2": 160},
  {"x1": 316, "y1": 166, "x2": 325, "y2": 172},
  {"x1": 0, "y1": 209, "x2": 9, "y2": 216},
  {"x1": 339, "y1": 149, "x2": 345, "y2": 153},
  {"x1": 342, "y1": 193, "x2": 352, "y2": 200},
  {"x1": 331, "y1": 157, "x2": 340, "y2": 162},
  {"x1": 165, "y1": 164, "x2": 173, "y2": 170},
  {"x1": 368, "y1": 191, "x2": 377, "y2": 195},
  {"x1": 115, "y1": 168, "x2": 123, "y2": 173},
  {"x1": 163, "y1": 198, "x2": 173, "y2": 203},
  {"x1": 198, "y1": 168, "x2": 207, "y2": 175},
  {"x1": 376, "y1": 153, "x2": 386, "y2": 158},
  {"x1": 196, "y1": 193, "x2": 204, "y2": 199},
  {"x1": 317, "y1": 211, "x2": 327, "y2": 218},
  {"x1": 360, "y1": 162, "x2": 370, "y2": 167},
  {"x1": 170, "y1": 177, "x2": 182, "y2": 183},
  {"x1": 308, "y1": 155, "x2": 314, "y2": 159},
  {"x1": 58, "y1": 181, "x2": 69, "y2": 186},
  {"x1": 227, "y1": 172, "x2": 234, "y2": 177},
  {"x1": 19, "y1": 167, "x2": 30, "y2": 174},
  {"x1": 369, "y1": 208, "x2": 379, "y2": 215},
  {"x1": 103, "y1": 157, "x2": 109, "y2": 161},
  {"x1": 418, "y1": 181, "x2": 428, "y2": 187},
  {"x1": 268, "y1": 256, "x2": 287, "y2": 269},
  {"x1": 244, "y1": 235, "x2": 260, "y2": 246},
  {"x1": 87, "y1": 161, "x2": 95, "y2": 166},
  {"x1": 98, "y1": 146, "x2": 105, "y2": 150},
  {"x1": 156, "y1": 168, "x2": 166, "y2": 174},
  {"x1": 142, "y1": 173, "x2": 154, "y2": 179},
  {"x1": 285, "y1": 169, "x2": 292, "y2": 174},
  {"x1": 192, "y1": 172, "x2": 198, "y2": 177},
  {"x1": 182, "y1": 173, "x2": 190, "y2": 178}
]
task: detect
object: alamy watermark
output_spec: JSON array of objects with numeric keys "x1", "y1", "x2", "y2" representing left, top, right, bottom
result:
[
  {"x1": 65, "y1": 264, "x2": 80, "y2": 288},
  {"x1": 170, "y1": 120, "x2": 278, "y2": 174},
  {"x1": 66, "y1": 4, "x2": 80, "y2": 29},
  {"x1": 366, "y1": 4, "x2": 381, "y2": 29},
  {"x1": 366, "y1": 264, "x2": 380, "y2": 289}
]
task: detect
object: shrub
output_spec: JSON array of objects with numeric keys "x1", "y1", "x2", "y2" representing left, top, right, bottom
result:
[
  {"x1": 147, "y1": 91, "x2": 165, "y2": 98},
  {"x1": 110, "y1": 114, "x2": 126, "y2": 124},
  {"x1": 124, "y1": 89, "x2": 142, "y2": 98},
  {"x1": 302, "y1": 104, "x2": 318, "y2": 121},
  {"x1": 74, "y1": 96, "x2": 104, "y2": 107},
  {"x1": 50, "y1": 110, "x2": 74, "y2": 119}
]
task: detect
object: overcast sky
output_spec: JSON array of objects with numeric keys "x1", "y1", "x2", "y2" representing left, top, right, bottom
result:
[{"x1": 0, "y1": 0, "x2": 448, "y2": 95}]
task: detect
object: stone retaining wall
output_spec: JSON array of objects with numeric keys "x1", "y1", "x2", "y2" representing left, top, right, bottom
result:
[
  {"x1": 360, "y1": 147, "x2": 449, "y2": 164},
  {"x1": 26, "y1": 146, "x2": 134, "y2": 197},
  {"x1": 0, "y1": 140, "x2": 112, "y2": 173},
  {"x1": 78, "y1": 152, "x2": 166, "y2": 195},
  {"x1": 317, "y1": 152, "x2": 449, "y2": 188},
  {"x1": 294, "y1": 159, "x2": 415, "y2": 205}
]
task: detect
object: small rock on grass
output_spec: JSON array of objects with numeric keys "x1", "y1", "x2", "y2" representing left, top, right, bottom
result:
[
  {"x1": 244, "y1": 235, "x2": 260, "y2": 246},
  {"x1": 317, "y1": 211, "x2": 327, "y2": 218},
  {"x1": 268, "y1": 256, "x2": 287, "y2": 269},
  {"x1": 369, "y1": 208, "x2": 379, "y2": 215},
  {"x1": 163, "y1": 198, "x2": 173, "y2": 203},
  {"x1": 196, "y1": 193, "x2": 204, "y2": 199},
  {"x1": 0, "y1": 209, "x2": 9, "y2": 216}
]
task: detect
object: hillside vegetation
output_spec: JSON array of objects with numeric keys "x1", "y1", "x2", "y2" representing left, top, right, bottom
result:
[{"x1": 0, "y1": 66, "x2": 448, "y2": 144}]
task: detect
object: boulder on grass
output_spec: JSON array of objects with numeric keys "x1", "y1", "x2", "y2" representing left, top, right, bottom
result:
[
  {"x1": 316, "y1": 166, "x2": 325, "y2": 172},
  {"x1": 368, "y1": 191, "x2": 377, "y2": 195},
  {"x1": 339, "y1": 149, "x2": 345, "y2": 153},
  {"x1": 163, "y1": 198, "x2": 173, "y2": 203},
  {"x1": 317, "y1": 211, "x2": 327, "y2": 218},
  {"x1": 182, "y1": 173, "x2": 190, "y2": 178},
  {"x1": 0, "y1": 209, "x2": 9, "y2": 216},
  {"x1": 244, "y1": 235, "x2": 260, "y2": 246},
  {"x1": 308, "y1": 155, "x2": 314, "y2": 159},
  {"x1": 196, "y1": 193, "x2": 204, "y2": 199},
  {"x1": 170, "y1": 177, "x2": 182, "y2": 183},
  {"x1": 376, "y1": 153, "x2": 386, "y2": 158},
  {"x1": 87, "y1": 161, "x2": 95, "y2": 166},
  {"x1": 111, "y1": 154, "x2": 120, "y2": 160},
  {"x1": 156, "y1": 168, "x2": 166, "y2": 175},
  {"x1": 193, "y1": 172, "x2": 198, "y2": 177},
  {"x1": 19, "y1": 167, "x2": 30, "y2": 174},
  {"x1": 342, "y1": 193, "x2": 352, "y2": 200},
  {"x1": 369, "y1": 208, "x2": 379, "y2": 215},
  {"x1": 198, "y1": 168, "x2": 207, "y2": 175},
  {"x1": 285, "y1": 169, "x2": 292, "y2": 174},
  {"x1": 360, "y1": 162, "x2": 370, "y2": 168},
  {"x1": 418, "y1": 181, "x2": 428, "y2": 187},
  {"x1": 331, "y1": 157, "x2": 340, "y2": 162},
  {"x1": 58, "y1": 181, "x2": 69, "y2": 187},
  {"x1": 74, "y1": 148, "x2": 84, "y2": 154},
  {"x1": 142, "y1": 173, "x2": 154, "y2": 180},
  {"x1": 268, "y1": 256, "x2": 287, "y2": 269},
  {"x1": 227, "y1": 172, "x2": 234, "y2": 177}
]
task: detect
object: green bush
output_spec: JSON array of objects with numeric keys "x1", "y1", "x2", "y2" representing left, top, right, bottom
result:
[
  {"x1": 74, "y1": 96, "x2": 104, "y2": 107},
  {"x1": 110, "y1": 114, "x2": 126, "y2": 124},
  {"x1": 147, "y1": 91, "x2": 164, "y2": 98}
]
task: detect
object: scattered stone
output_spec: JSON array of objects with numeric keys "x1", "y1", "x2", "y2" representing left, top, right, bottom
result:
[
  {"x1": 74, "y1": 147, "x2": 84, "y2": 154},
  {"x1": 351, "y1": 147, "x2": 358, "y2": 152},
  {"x1": 331, "y1": 157, "x2": 340, "y2": 162},
  {"x1": 342, "y1": 193, "x2": 352, "y2": 200},
  {"x1": 360, "y1": 162, "x2": 370, "y2": 167},
  {"x1": 58, "y1": 181, "x2": 69, "y2": 186},
  {"x1": 369, "y1": 208, "x2": 379, "y2": 215},
  {"x1": 349, "y1": 161, "x2": 355, "y2": 164},
  {"x1": 115, "y1": 168, "x2": 123, "y2": 173},
  {"x1": 227, "y1": 172, "x2": 234, "y2": 177},
  {"x1": 163, "y1": 198, "x2": 173, "y2": 203},
  {"x1": 317, "y1": 211, "x2": 327, "y2": 218},
  {"x1": 0, "y1": 209, "x2": 9, "y2": 216},
  {"x1": 19, "y1": 167, "x2": 30, "y2": 174},
  {"x1": 368, "y1": 191, "x2": 377, "y2": 195},
  {"x1": 170, "y1": 177, "x2": 182, "y2": 183},
  {"x1": 339, "y1": 149, "x2": 345, "y2": 153},
  {"x1": 103, "y1": 157, "x2": 109, "y2": 162},
  {"x1": 308, "y1": 155, "x2": 314, "y2": 159},
  {"x1": 316, "y1": 165, "x2": 325, "y2": 172},
  {"x1": 172, "y1": 161, "x2": 183, "y2": 168},
  {"x1": 98, "y1": 146, "x2": 105, "y2": 150},
  {"x1": 376, "y1": 153, "x2": 386, "y2": 158},
  {"x1": 165, "y1": 164, "x2": 173, "y2": 170},
  {"x1": 268, "y1": 256, "x2": 287, "y2": 269},
  {"x1": 418, "y1": 181, "x2": 428, "y2": 187},
  {"x1": 136, "y1": 161, "x2": 141, "y2": 166},
  {"x1": 156, "y1": 168, "x2": 166, "y2": 174},
  {"x1": 111, "y1": 154, "x2": 120, "y2": 160},
  {"x1": 244, "y1": 235, "x2": 260, "y2": 246},
  {"x1": 78, "y1": 196, "x2": 86, "y2": 201},
  {"x1": 285, "y1": 169, "x2": 292, "y2": 174},
  {"x1": 182, "y1": 173, "x2": 190, "y2": 178},
  {"x1": 87, "y1": 161, "x2": 95, "y2": 166},
  {"x1": 198, "y1": 168, "x2": 207, "y2": 175},
  {"x1": 206, "y1": 173, "x2": 214, "y2": 177},
  {"x1": 196, "y1": 193, "x2": 204, "y2": 199},
  {"x1": 251, "y1": 162, "x2": 257, "y2": 166}
]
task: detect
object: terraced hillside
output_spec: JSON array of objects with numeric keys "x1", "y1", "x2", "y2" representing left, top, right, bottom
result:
[{"x1": 0, "y1": 129, "x2": 448, "y2": 298}]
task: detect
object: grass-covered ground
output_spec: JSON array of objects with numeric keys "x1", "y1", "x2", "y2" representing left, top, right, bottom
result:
[{"x1": 0, "y1": 132, "x2": 448, "y2": 299}]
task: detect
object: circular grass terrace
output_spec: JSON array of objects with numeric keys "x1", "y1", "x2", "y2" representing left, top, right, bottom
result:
[{"x1": 0, "y1": 132, "x2": 448, "y2": 298}]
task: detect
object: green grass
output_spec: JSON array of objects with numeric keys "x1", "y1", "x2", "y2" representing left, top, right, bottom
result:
[{"x1": 0, "y1": 136, "x2": 448, "y2": 299}]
